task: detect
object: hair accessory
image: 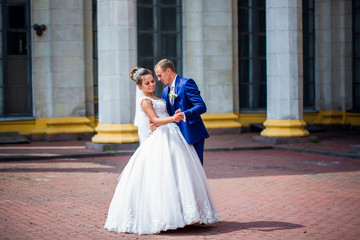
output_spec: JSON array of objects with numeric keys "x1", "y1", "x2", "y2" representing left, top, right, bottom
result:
[{"x1": 133, "y1": 68, "x2": 145, "y2": 80}]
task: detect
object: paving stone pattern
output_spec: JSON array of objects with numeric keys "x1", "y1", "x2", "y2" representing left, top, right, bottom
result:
[{"x1": 1, "y1": 147, "x2": 360, "y2": 239}]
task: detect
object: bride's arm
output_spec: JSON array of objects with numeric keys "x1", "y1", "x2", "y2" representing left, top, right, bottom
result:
[{"x1": 141, "y1": 99, "x2": 175, "y2": 126}]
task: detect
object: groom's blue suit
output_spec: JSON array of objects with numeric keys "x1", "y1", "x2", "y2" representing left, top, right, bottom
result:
[{"x1": 162, "y1": 75, "x2": 209, "y2": 164}]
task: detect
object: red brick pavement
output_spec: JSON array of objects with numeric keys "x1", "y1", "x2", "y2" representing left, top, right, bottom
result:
[
  {"x1": 0, "y1": 131, "x2": 359, "y2": 160},
  {"x1": 0, "y1": 140, "x2": 98, "y2": 158},
  {"x1": 1, "y1": 149, "x2": 360, "y2": 239},
  {"x1": 280, "y1": 131, "x2": 360, "y2": 153}
]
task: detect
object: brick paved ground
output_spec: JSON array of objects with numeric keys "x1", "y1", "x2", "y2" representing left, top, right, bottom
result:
[
  {"x1": 278, "y1": 131, "x2": 360, "y2": 153},
  {"x1": 1, "y1": 147, "x2": 360, "y2": 239},
  {"x1": 1, "y1": 131, "x2": 359, "y2": 160}
]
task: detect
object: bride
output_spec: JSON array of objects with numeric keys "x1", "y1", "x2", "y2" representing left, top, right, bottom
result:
[{"x1": 104, "y1": 67, "x2": 219, "y2": 235}]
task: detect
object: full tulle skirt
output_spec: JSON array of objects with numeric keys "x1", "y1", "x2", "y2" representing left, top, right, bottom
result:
[{"x1": 104, "y1": 123, "x2": 219, "y2": 235}]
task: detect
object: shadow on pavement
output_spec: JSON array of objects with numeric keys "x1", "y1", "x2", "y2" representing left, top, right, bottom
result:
[
  {"x1": 237, "y1": 221, "x2": 305, "y2": 232},
  {"x1": 162, "y1": 221, "x2": 304, "y2": 236}
]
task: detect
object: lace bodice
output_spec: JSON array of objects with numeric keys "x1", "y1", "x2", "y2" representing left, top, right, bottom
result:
[
  {"x1": 140, "y1": 97, "x2": 170, "y2": 119},
  {"x1": 136, "y1": 97, "x2": 172, "y2": 144}
]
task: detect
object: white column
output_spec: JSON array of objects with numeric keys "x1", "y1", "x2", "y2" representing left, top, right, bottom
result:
[
  {"x1": 32, "y1": 0, "x2": 93, "y2": 136},
  {"x1": 183, "y1": 0, "x2": 240, "y2": 129},
  {"x1": 182, "y1": 0, "x2": 204, "y2": 90},
  {"x1": 32, "y1": 0, "x2": 52, "y2": 120},
  {"x1": 92, "y1": 0, "x2": 138, "y2": 143},
  {"x1": 261, "y1": 0, "x2": 309, "y2": 137},
  {"x1": 84, "y1": 0, "x2": 95, "y2": 120},
  {"x1": 183, "y1": 0, "x2": 234, "y2": 114},
  {"x1": 315, "y1": 0, "x2": 353, "y2": 124},
  {"x1": 50, "y1": 0, "x2": 86, "y2": 117}
]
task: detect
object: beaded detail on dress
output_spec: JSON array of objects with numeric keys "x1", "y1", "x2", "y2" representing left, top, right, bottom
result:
[
  {"x1": 140, "y1": 97, "x2": 169, "y2": 119},
  {"x1": 140, "y1": 97, "x2": 178, "y2": 132}
]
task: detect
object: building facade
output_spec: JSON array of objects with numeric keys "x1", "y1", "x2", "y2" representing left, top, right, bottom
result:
[{"x1": 0, "y1": 0, "x2": 359, "y2": 142}]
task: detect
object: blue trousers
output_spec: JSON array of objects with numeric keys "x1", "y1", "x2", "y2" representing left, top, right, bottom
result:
[{"x1": 193, "y1": 139, "x2": 205, "y2": 165}]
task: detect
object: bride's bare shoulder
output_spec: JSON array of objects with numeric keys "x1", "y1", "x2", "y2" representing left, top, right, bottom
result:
[{"x1": 140, "y1": 97, "x2": 152, "y2": 105}]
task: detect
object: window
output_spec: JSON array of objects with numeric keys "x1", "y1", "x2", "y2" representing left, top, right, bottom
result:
[
  {"x1": 303, "y1": 0, "x2": 316, "y2": 109},
  {"x1": 0, "y1": 0, "x2": 32, "y2": 117},
  {"x1": 238, "y1": 0, "x2": 266, "y2": 112},
  {"x1": 92, "y1": 0, "x2": 98, "y2": 117},
  {"x1": 353, "y1": 0, "x2": 360, "y2": 111},
  {"x1": 137, "y1": 0, "x2": 182, "y2": 97}
]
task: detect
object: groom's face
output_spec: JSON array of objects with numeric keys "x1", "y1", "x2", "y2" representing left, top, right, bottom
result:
[{"x1": 155, "y1": 67, "x2": 172, "y2": 86}]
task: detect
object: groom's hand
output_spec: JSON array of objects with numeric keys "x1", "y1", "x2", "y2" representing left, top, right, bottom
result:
[{"x1": 173, "y1": 109, "x2": 185, "y2": 123}]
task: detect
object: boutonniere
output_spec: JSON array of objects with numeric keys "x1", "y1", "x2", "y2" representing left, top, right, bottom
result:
[{"x1": 168, "y1": 92, "x2": 178, "y2": 100}]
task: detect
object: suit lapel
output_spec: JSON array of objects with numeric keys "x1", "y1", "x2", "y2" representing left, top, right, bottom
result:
[
  {"x1": 164, "y1": 85, "x2": 173, "y2": 114},
  {"x1": 174, "y1": 75, "x2": 180, "y2": 95},
  {"x1": 173, "y1": 75, "x2": 181, "y2": 107}
]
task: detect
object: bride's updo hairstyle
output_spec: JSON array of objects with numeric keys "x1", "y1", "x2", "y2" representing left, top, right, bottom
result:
[{"x1": 130, "y1": 67, "x2": 153, "y2": 85}]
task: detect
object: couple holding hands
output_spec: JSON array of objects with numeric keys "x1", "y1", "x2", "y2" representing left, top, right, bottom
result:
[{"x1": 104, "y1": 59, "x2": 219, "y2": 235}]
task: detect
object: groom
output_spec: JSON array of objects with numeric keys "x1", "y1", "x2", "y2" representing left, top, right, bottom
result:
[{"x1": 153, "y1": 59, "x2": 209, "y2": 165}]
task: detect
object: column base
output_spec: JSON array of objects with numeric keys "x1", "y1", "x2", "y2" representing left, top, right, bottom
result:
[
  {"x1": 92, "y1": 123, "x2": 139, "y2": 144},
  {"x1": 46, "y1": 117, "x2": 94, "y2": 134},
  {"x1": 261, "y1": 119, "x2": 309, "y2": 137},
  {"x1": 202, "y1": 113, "x2": 242, "y2": 129},
  {"x1": 32, "y1": 117, "x2": 94, "y2": 135}
]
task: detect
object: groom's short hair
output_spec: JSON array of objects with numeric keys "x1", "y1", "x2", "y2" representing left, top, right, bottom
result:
[{"x1": 155, "y1": 59, "x2": 176, "y2": 73}]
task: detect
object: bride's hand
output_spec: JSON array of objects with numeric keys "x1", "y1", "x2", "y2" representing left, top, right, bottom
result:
[
  {"x1": 173, "y1": 109, "x2": 184, "y2": 123},
  {"x1": 149, "y1": 120, "x2": 159, "y2": 132}
]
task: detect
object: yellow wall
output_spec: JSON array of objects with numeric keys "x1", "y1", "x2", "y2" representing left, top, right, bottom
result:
[
  {"x1": 0, "y1": 117, "x2": 94, "y2": 135},
  {"x1": 304, "y1": 111, "x2": 360, "y2": 126},
  {"x1": 0, "y1": 111, "x2": 359, "y2": 136},
  {"x1": 237, "y1": 113, "x2": 267, "y2": 127},
  {"x1": 0, "y1": 120, "x2": 35, "y2": 135}
]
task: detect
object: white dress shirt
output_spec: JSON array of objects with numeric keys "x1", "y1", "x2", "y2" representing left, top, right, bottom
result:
[{"x1": 170, "y1": 75, "x2": 186, "y2": 122}]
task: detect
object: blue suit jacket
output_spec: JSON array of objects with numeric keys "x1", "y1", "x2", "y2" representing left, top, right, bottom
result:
[{"x1": 162, "y1": 75, "x2": 209, "y2": 145}]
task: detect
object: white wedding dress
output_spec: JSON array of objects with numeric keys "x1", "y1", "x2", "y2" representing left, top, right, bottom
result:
[{"x1": 104, "y1": 97, "x2": 219, "y2": 235}]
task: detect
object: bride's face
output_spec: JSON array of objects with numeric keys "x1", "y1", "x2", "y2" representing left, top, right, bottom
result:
[{"x1": 139, "y1": 74, "x2": 156, "y2": 94}]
